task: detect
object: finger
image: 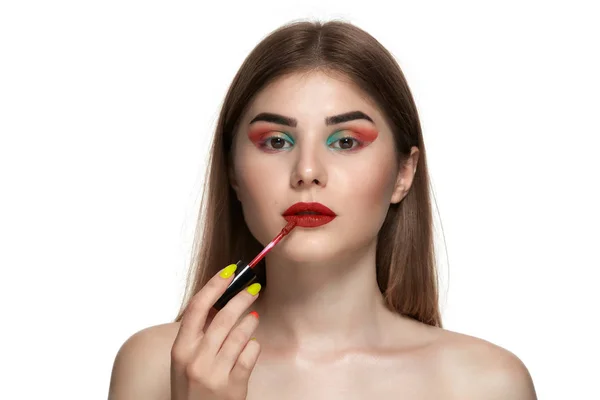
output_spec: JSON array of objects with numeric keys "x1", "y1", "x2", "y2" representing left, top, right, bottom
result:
[
  {"x1": 214, "y1": 311, "x2": 260, "y2": 373},
  {"x1": 230, "y1": 339, "x2": 261, "y2": 384},
  {"x1": 174, "y1": 264, "x2": 238, "y2": 347},
  {"x1": 195, "y1": 283, "x2": 261, "y2": 359}
]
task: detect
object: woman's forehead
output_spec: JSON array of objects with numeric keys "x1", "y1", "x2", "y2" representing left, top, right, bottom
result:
[{"x1": 241, "y1": 72, "x2": 384, "y2": 127}]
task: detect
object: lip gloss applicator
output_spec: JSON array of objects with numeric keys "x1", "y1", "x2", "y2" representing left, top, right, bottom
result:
[{"x1": 213, "y1": 220, "x2": 297, "y2": 310}]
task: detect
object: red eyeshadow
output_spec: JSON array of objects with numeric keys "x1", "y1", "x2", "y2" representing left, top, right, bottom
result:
[
  {"x1": 351, "y1": 127, "x2": 379, "y2": 142},
  {"x1": 248, "y1": 127, "x2": 273, "y2": 144}
]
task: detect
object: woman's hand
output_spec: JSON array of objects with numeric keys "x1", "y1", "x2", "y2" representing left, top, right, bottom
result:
[{"x1": 170, "y1": 264, "x2": 262, "y2": 400}]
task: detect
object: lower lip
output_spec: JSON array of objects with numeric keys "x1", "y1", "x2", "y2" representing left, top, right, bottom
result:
[{"x1": 283, "y1": 215, "x2": 336, "y2": 228}]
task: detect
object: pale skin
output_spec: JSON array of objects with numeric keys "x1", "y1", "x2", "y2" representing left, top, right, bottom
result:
[{"x1": 108, "y1": 71, "x2": 537, "y2": 399}]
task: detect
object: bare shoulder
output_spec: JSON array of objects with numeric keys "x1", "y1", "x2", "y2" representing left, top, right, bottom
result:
[
  {"x1": 108, "y1": 322, "x2": 181, "y2": 400},
  {"x1": 434, "y1": 328, "x2": 537, "y2": 399}
]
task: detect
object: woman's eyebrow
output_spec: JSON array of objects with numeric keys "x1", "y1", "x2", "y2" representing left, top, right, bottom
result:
[{"x1": 249, "y1": 111, "x2": 374, "y2": 127}]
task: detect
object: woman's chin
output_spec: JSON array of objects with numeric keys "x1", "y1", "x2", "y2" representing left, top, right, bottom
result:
[{"x1": 271, "y1": 240, "x2": 341, "y2": 264}]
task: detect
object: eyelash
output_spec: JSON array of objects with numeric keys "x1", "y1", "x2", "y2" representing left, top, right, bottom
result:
[{"x1": 257, "y1": 132, "x2": 365, "y2": 152}]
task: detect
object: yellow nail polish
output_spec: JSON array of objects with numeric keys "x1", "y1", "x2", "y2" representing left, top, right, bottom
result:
[
  {"x1": 246, "y1": 283, "x2": 262, "y2": 295},
  {"x1": 250, "y1": 337, "x2": 257, "y2": 341},
  {"x1": 219, "y1": 264, "x2": 237, "y2": 279}
]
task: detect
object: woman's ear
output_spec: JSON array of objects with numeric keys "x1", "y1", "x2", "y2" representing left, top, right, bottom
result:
[
  {"x1": 390, "y1": 146, "x2": 419, "y2": 204},
  {"x1": 228, "y1": 164, "x2": 240, "y2": 200}
]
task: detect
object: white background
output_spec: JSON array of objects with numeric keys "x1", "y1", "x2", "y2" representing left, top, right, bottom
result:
[{"x1": 1, "y1": 1, "x2": 598, "y2": 398}]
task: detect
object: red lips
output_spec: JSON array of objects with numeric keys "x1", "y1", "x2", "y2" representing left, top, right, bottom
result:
[{"x1": 282, "y1": 202, "x2": 336, "y2": 228}]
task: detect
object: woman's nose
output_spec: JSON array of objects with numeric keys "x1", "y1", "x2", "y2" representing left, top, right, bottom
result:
[{"x1": 289, "y1": 147, "x2": 328, "y2": 189}]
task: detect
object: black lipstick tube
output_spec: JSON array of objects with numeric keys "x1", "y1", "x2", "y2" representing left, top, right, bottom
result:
[
  {"x1": 211, "y1": 220, "x2": 296, "y2": 311},
  {"x1": 213, "y1": 260, "x2": 258, "y2": 310}
]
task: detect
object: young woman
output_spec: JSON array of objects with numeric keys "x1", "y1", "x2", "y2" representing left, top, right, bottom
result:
[{"x1": 108, "y1": 20, "x2": 537, "y2": 399}]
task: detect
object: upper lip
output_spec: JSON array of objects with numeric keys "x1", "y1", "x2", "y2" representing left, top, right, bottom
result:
[{"x1": 282, "y1": 202, "x2": 336, "y2": 216}]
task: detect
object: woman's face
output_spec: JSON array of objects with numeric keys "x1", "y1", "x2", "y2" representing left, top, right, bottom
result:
[{"x1": 230, "y1": 71, "x2": 418, "y2": 263}]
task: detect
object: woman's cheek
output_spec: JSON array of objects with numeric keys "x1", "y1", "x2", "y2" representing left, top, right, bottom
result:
[
  {"x1": 233, "y1": 147, "x2": 282, "y2": 234},
  {"x1": 354, "y1": 163, "x2": 397, "y2": 211}
]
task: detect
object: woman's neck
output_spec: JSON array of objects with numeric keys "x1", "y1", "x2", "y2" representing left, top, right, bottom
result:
[{"x1": 251, "y1": 242, "x2": 398, "y2": 354}]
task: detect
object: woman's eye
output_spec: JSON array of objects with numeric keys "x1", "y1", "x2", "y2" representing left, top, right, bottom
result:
[
  {"x1": 262, "y1": 136, "x2": 293, "y2": 150},
  {"x1": 330, "y1": 137, "x2": 360, "y2": 150}
]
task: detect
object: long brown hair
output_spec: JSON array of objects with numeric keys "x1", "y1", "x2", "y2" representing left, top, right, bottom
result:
[{"x1": 174, "y1": 19, "x2": 443, "y2": 328}]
